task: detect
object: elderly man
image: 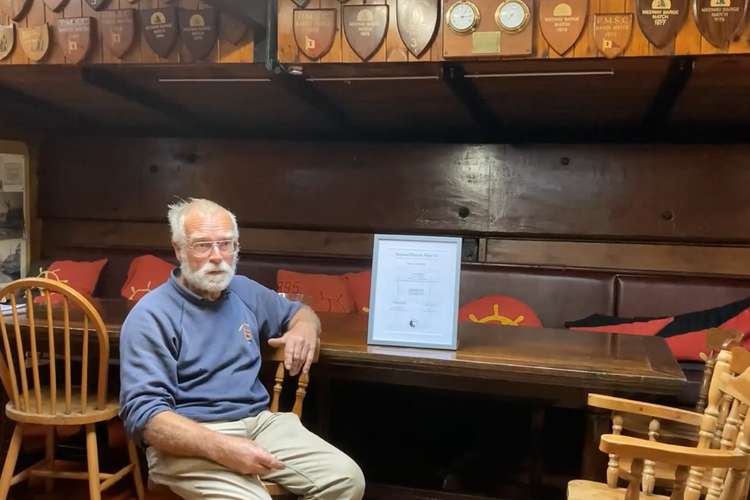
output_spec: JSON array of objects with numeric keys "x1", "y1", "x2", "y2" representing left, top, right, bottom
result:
[{"x1": 119, "y1": 198, "x2": 365, "y2": 500}]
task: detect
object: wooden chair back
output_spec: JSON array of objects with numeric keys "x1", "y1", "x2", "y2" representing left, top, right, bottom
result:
[
  {"x1": 697, "y1": 328, "x2": 744, "y2": 412},
  {"x1": 0, "y1": 278, "x2": 110, "y2": 419},
  {"x1": 266, "y1": 343, "x2": 320, "y2": 418}
]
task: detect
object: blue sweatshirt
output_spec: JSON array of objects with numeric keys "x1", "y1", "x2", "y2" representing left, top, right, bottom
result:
[{"x1": 118, "y1": 271, "x2": 302, "y2": 442}]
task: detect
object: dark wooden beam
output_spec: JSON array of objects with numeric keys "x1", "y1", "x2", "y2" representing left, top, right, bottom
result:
[
  {"x1": 0, "y1": 82, "x2": 93, "y2": 130},
  {"x1": 441, "y1": 63, "x2": 500, "y2": 138},
  {"x1": 643, "y1": 56, "x2": 694, "y2": 128},
  {"x1": 80, "y1": 66, "x2": 224, "y2": 135}
]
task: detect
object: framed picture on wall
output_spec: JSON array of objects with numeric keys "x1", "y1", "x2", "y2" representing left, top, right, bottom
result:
[
  {"x1": 0, "y1": 144, "x2": 29, "y2": 284},
  {"x1": 368, "y1": 234, "x2": 462, "y2": 350}
]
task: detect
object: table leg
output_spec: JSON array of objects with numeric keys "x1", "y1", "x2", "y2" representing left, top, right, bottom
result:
[{"x1": 581, "y1": 407, "x2": 609, "y2": 481}]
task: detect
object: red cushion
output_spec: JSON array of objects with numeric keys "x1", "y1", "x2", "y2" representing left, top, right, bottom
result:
[
  {"x1": 458, "y1": 295, "x2": 543, "y2": 327},
  {"x1": 343, "y1": 271, "x2": 371, "y2": 313},
  {"x1": 121, "y1": 255, "x2": 175, "y2": 302},
  {"x1": 36, "y1": 259, "x2": 107, "y2": 303},
  {"x1": 277, "y1": 270, "x2": 354, "y2": 313}
]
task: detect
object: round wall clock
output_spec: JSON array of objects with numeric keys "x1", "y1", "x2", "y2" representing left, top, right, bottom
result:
[
  {"x1": 446, "y1": 1, "x2": 481, "y2": 33},
  {"x1": 495, "y1": 0, "x2": 530, "y2": 32}
]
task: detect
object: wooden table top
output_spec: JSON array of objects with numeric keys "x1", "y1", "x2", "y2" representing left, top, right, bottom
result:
[{"x1": 25, "y1": 298, "x2": 687, "y2": 395}]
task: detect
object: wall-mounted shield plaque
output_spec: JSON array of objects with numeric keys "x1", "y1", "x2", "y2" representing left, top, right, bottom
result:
[
  {"x1": 637, "y1": 0, "x2": 687, "y2": 47},
  {"x1": 0, "y1": 24, "x2": 14, "y2": 61},
  {"x1": 141, "y1": 6, "x2": 178, "y2": 58},
  {"x1": 44, "y1": 0, "x2": 70, "y2": 12},
  {"x1": 693, "y1": 0, "x2": 748, "y2": 48},
  {"x1": 179, "y1": 8, "x2": 218, "y2": 60},
  {"x1": 102, "y1": 9, "x2": 135, "y2": 59},
  {"x1": 343, "y1": 4, "x2": 388, "y2": 61},
  {"x1": 592, "y1": 13, "x2": 632, "y2": 58},
  {"x1": 18, "y1": 24, "x2": 49, "y2": 62},
  {"x1": 1, "y1": 0, "x2": 33, "y2": 21},
  {"x1": 219, "y1": 12, "x2": 248, "y2": 45},
  {"x1": 540, "y1": 0, "x2": 587, "y2": 55},
  {"x1": 293, "y1": 8, "x2": 337, "y2": 60},
  {"x1": 292, "y1": 0, "x2": 309, "y2": 6},
  {"x1": 397, "y1": 0, "x2": 438, "y2": 58},
  {"x1": 57, "y1": 17, "x2": 93, "y2": 64},
  {"x1": 84, "y1": 0, "x2": 109, "y2": 11}
]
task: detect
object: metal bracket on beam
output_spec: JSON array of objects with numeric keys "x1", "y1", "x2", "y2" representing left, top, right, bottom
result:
[
  {"x1": 441, "y1": 63, "x2": 500, "y2": 139},
  {"x1": 643, "y1": 56, "x2": 694, "y2": 129},
  {"x1": 80, "y1": 66, "x2": 223, "y2": 135}
]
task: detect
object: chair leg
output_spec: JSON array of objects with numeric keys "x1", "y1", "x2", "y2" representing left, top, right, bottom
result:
[
  {"x1": 85, "y1": 423, "x2": 101, "y2": 500},
  {"x1": 126, "y1": 439, "x2": 145, "y2": 500},
  {"x1": 45, "y1": 427, "x2": 55, "y2": 493},
  {"x1": 0, "y1": 425, "x2": 23, "y2": 500}
]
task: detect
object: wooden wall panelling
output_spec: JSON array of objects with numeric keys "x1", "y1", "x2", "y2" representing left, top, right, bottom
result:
[
  {"x1": 39, "y1": 138, "x2": 494, "y2": 233},
  {"x1": 217, "y1": 5, "x2": 254, "y2": 63},
  {"x1": 728, "y1": 22, "x2": 750, "y2": 54},
  {"x1": 624, "y1": 0, "x2": 651, "y2": 56},
  {"x1": 673, "y1": 3, "x2": 702, "y2": 54},
  {"x1": 62, "y1": 0, "x2": 82, "y2": 64},
  {"x1": 277, "y1": 0, "x2": 298, "y2": 63},
  {"x1": 485, "y1": 239, "x2": 750, "y2": 276},
  {"x1": 10, "y1": 2, "x2": 27, "y2": 64},
  {"x1": 319, "y1": 0, "x2": 342, "y2": 63},
  {"x1": 100, "y1": 0, "x2": 118, "y2": 63},
  {"x1": 386, "y1": 0, "x2": 408, "y2": 62},
  {"x1": 81, "y1": 0, "x2": 104, "y2": 63},
  {"x1": 42, "y1": 219, "x2": 376, "y2": 258},
  {"x1": 573, "y1": 0, "x2": 597, "y2": 57},
  {"x1": 41, "y1": 6, "x2": 59, "y2": 64},
  {"x1": 0, "y1": 11, "x2": 7, "y2": 65},
  {"x1": 429, "y1": 0, "x2": 443, "y2": 60}
]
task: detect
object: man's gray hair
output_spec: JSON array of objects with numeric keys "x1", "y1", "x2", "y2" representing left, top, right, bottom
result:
[{"x1": 167, "y1": 198, "x2": 239, "y2": 245}]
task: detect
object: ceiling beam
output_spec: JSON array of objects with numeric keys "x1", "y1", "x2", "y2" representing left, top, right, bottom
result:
[
  {"x1": 0, "y1": 82, "x2": 93, "y2": 130},
  {"x1": 271, "y1": 70, "x2": 356, "y2": 134},
  {"x1": 441, "y1": 63, "x2": 500, "y2": 138},
  {"x1": 80, "y1": 66, "x2": 224, "y2": 135},
  {"x1": 642, "y1": 56, "x2": 694, "y2": 129}
]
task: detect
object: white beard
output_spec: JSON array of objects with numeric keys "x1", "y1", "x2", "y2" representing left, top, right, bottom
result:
[{"x1": 180, "y1": 252, "x2": 238, "y2": 296}]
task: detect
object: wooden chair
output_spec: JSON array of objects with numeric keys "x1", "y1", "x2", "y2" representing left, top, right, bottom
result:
[
  {"x1": 569, "y1": 343, "x2": 750, "y2": 500},
  {"x1": 594, "y1": 328, "x2": 744, "y2": 495},
  {"x1": 148, "y1": 341, "x2": 320, "y2": 499},
  {"x1": 0, "y1": 277, "x2": 144, "y2": 500}
]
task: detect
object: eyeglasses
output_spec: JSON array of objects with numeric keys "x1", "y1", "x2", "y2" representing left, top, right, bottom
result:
[{"x1": 187, "y1": 239, "x2": 238, "y2": 257}]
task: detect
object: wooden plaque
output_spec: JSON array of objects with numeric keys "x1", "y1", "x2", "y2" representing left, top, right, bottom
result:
[
  {"x1": 343, "y1": 4, "x2": 388, "y2": 61},
  {"x1": 141, "y1": 6, "x2": 178, "y2": 58},
  {"x1": 592, "y1": 13, "x2": 632, "y2": 58},
  {"x1": 693, "y1": 0, "x2": 748, "y2": 48},
  {"x1": 397, "y1": 0, "x2": 439, "y2": 58},
  {"x1": 292, "y1": 0, "x2": 309, "y2": 6},
  {"x1": 18, "y1": 24, "x2": 49, "y2": 62},
  {"x1": 179, "y1": 8, "x2": 218, "y2": 61},
  {"x1": 57, "y1": 17, "x2": 94, "y2": 64},
  {"x1": 539, "y1": 0, "x2": 587, "y2": 55},
  {"x1": 1, "y1": 0, "x2": 33, "y2": 22},
  {"x1": 219, "y1": 11, "x2": 248, "y2": 45},
  {"x1": 84, "y1": 0, "x2": 109, "y2": 11},
  {"x1": 293, "y1": 8, "x2": 337, "y2": 60},
  {"x1": 0, "y1": 24, "x2": 13, "y2": 61},
  {"x1": 101, "y1": 9, "x2": 135, "y2": 59},
  {"x1": 44, "y1": 0, "x2": 70, "y2": 12},
  {"x1": 637, "y1": 0, "x2": 687, "y2": 47}
]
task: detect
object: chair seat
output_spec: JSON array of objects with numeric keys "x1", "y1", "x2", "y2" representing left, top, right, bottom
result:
[
  {"x1": 6, "y1": 390, "x2": 119, "y2": 425},
  {"x1": 567, "y1": 480, "x2": 670, "y2": 500},
  {"x1": 149, "y1": 477, "x2": 296, "y2": 498}
]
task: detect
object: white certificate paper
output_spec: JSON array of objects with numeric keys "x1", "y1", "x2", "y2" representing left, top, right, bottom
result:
[{"x1": 368, "y1": 234, "x2": 462, "y2": 350}]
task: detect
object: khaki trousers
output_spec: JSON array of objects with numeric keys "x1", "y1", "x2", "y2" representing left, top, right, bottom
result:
[{"x1": 147, "y1": 411, "x2": 365, "y2": 500}]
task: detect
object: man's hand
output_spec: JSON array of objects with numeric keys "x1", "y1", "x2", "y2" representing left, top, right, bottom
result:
[
  {"x1": 267, "y1": 320, "x2": 318, "y2": 376},
  {"x1": 212, "y1": 434, "x2": 285, "y2": 476}
]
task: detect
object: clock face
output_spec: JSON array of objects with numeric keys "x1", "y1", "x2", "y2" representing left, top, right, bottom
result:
[
  {"x1": 496, "y1": 0, "x2": 530, "y2": 31},
  {"x1": 447, "y1": 1, "x2": 479, "y2": 33}
]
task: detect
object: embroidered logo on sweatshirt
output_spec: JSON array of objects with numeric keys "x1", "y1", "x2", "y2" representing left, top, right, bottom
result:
[{"x1": 239, "y1": 323, "x2": 254, "y2": 342}]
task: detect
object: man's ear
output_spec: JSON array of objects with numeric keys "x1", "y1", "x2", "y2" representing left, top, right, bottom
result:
[{"x1": 172, "y1": 241, "x2": 181, "y2": 262}]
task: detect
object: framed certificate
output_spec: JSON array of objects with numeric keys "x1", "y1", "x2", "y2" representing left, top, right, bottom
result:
[{"x1": 368, "y1": 234, "x2": 462, "y2": 350}]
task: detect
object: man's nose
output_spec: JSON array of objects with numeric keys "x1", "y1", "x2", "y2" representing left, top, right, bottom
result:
[{"x1": 208, "y1": 243, "x2": 223, "y2": 262}]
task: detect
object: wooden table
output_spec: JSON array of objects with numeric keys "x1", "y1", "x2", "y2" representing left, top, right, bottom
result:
[{"x1": 23, "y1": 298, "x2": 687, "y2": 484}]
